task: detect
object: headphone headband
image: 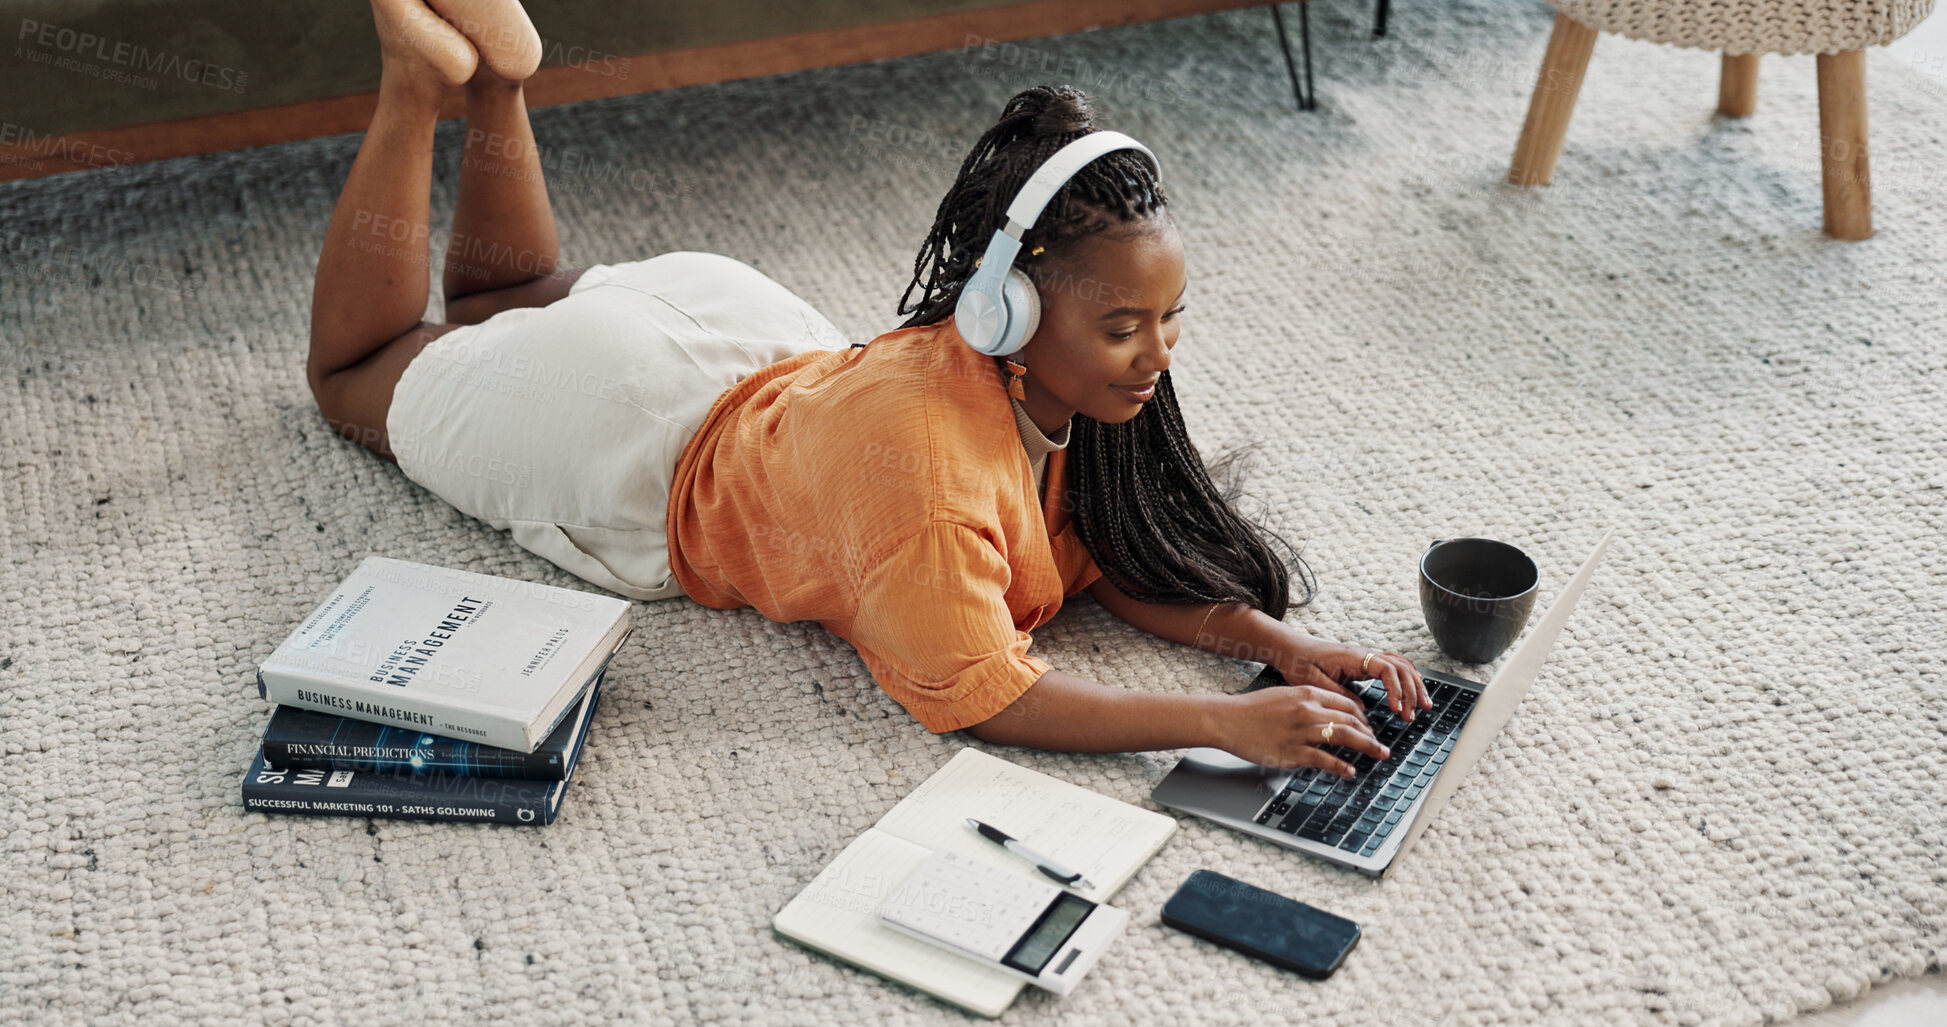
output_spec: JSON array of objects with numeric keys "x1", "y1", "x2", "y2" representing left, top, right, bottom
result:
[
  {"x1": 1003, "y1": 131, "x2": 1161, "y2": 237},
  {"x1": 955, "y1": 129, "x2": 1162, "y2": 357}
]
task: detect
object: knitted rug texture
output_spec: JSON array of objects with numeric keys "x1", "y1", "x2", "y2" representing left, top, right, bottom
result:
[{"x1": 3, "y1": 2, "x2": 1944, "y2": 1024}]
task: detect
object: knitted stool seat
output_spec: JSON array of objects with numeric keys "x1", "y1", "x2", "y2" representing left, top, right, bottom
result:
[
  {"x1": 1550, "y1": 0, "x2": 1935, "y2": 55},
  {"x1": 1507, "y1": 0, "x2": 1937, "y2": 239}
]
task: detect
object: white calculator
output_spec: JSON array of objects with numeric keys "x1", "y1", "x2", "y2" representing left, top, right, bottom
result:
[{"x1": 876, "y1": 849, "x2": 1128, "y2": 995}]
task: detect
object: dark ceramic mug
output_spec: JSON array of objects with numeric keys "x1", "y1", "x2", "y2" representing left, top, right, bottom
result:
[{"x1": 1418, "y1": 538, "x2": 1540, "y2": 664}]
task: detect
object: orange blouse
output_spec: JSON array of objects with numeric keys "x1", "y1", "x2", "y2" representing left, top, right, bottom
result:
[{"x1": 664, "y1": 319, "x2": 1103, "y2": 731}]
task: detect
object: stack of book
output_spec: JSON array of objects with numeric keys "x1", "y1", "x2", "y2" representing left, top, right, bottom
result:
[{"x1": 241, "y1": 557, "x2": 632, "y2": 827}]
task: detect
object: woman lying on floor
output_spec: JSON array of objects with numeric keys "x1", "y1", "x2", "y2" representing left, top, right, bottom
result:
[{"x1": 309, "y1": 0, "x2": 1430, "y2": 773}]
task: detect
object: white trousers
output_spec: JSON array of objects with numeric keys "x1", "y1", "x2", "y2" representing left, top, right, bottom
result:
[{"x1": 385, "y1": 252, "x2": 848, "y2": 600}]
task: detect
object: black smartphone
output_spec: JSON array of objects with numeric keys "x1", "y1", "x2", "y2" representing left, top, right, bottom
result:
[{"x1": 1160, "y1": 870, "x2": 1361, "y2": 978}]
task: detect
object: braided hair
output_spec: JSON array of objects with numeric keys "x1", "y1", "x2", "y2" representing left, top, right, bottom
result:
[{"x1": 898, "y1": 85, "x2": 1314, "y2": 620}]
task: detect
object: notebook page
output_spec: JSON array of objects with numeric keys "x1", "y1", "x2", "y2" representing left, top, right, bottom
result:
[
  {"x1": 772, "y1": 828, "x2": 1023, "y2": 1018},
  {"x1": 875, "y1": 748, "x2": 1177, "y2": 901}
]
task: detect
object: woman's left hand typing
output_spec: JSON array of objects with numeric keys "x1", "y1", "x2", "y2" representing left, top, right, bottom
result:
[{"x1": 1273, "y1": 640, "x2": 1430, "y2": 722}]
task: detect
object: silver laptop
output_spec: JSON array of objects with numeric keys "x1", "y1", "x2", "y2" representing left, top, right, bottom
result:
[{"x1": 1151, "y1": 530, "x2": 1613, "y2": 878}]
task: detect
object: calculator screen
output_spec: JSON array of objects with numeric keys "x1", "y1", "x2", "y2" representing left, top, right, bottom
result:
[{"x1": 1002, "y1": 892, "x2": 1094, "y2": 975}]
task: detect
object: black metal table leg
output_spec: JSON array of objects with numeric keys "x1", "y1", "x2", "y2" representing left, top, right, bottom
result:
[
  {"x1": 1375, "y1": 0, "x2": 1392, "y2": 37},
  {"x1": 1301, "y1": 1, "x2": 1315, "y2": 103},
  {"x1": 1269, "y1": 3, "x2": 1316, "y2": 111}
]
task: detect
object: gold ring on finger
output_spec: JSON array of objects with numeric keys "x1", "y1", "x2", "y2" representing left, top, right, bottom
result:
[
  {"x1": 1321, "y1": 723, "x2": 1335, "y2": 744},
  {"x1": 1360, "y1": 650, "x2": 1376, "y2": 675}
]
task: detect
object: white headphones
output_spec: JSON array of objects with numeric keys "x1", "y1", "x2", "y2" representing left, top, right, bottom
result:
[{"x1": 954, "y1": 130, "x2": 1161, "y2": 357}]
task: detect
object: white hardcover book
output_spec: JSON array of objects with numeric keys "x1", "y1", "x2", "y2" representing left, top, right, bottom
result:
[
  {"x1": 257, "y1": 557, "x2": 632, "y2": 752},
  {"x1": 773, "y1": 748, "x2": 1177, "y2": 1018}
]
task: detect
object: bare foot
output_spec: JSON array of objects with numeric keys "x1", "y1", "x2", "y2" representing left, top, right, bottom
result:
[
  {"x1": 370, "y1": 0, "x2": 478, "y2": 86},
  {"x1": 425, "y1": 0, "x2": 542, "y2": 81}
]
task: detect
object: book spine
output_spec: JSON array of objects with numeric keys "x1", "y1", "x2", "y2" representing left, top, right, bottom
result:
[
  {"x1": 240, "y1": 757, "x2": 557, "y2": 826},
  {"x1": 257, "y1": 665, "x2": 529, "y2": 752},
  {"x1": 257, "y1": 744, "x2": 562, "y2": 780}
]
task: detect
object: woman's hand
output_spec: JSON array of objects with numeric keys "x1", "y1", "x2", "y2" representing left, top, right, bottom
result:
[
  {"x1": 1213, "y1": 685, "x2": 1391, "y2": 775},
  {"x1": 1272, "y1": 639, "x2": 1431, "y2": 721}
]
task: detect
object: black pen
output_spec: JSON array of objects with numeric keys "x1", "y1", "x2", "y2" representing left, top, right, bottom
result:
[{"x1": 965, "y1": 819, "x2": 1095, "y2": 891}]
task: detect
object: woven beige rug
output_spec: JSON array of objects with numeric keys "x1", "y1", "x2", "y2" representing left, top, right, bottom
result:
[{"x1": 3, "y1": 2, "x2": 1943, "y2": 1023}]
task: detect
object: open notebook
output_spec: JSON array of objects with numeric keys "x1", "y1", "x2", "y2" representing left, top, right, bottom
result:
[{"x1": 773, "y1": 748, "x2": 1178, "y2": 1017}]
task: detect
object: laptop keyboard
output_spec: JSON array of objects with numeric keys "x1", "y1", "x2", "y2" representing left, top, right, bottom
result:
[{"x1": 1252, "y1": 679, "x2": 1476, "y2": 858}]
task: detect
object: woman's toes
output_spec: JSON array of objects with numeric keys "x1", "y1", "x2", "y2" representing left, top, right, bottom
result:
[
  {"x1": 370, "y1": 0, "x2": 478, "y2": 86},
  {"x1": 424, "y1": 0, "x2": 543, "y2": 81}
]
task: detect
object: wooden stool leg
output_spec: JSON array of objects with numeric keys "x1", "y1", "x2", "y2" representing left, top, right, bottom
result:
[
  {"x1": 1509, "y1": 14, "x2": 1599, "y2": 185},
  {"x1": 1718, "y1": 53, "x2": 1760, "y2": 116},
  {"x1": 1816, "y1": 49, "x2": 1872, "y2": 240}
]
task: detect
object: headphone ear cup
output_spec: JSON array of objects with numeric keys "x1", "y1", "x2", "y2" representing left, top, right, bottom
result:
[
  {"x1": 954, "y1": 277, "x2": 1005, "y2": 355},
  {"x1": 993, "y1": 268, "x2": 1041, "y2": 357}
]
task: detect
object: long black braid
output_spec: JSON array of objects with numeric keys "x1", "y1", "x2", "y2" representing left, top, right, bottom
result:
[{"x1": 898, "y1": 85, "x2": 1315, "y2": 620}]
